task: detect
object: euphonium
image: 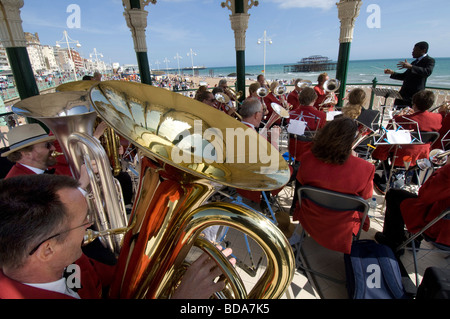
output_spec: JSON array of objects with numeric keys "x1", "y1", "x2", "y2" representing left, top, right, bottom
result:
[
  {"x1": 263, "y1": 102, "x2": 290, "y2": 130},
  {"x1": 296, "y1": 80, "x2": 312, "y2": 90},
  {"x1": 273, "y1": 84, "x2": 287, "y2": 96},
  {"x1": 256, "y1": 87, "x2": 269, "y2": 97},
  {"x1": 320, "y1": 78, "x2": 340, "y2": 107},
  {"x1": 12, "y1": 91, "x2": 128, "y2": 255},
  {"x1": 88, "y1": 80, "x2": 294, "y2": 299}
]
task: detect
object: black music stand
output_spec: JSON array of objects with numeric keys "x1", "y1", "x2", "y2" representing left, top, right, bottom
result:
[{"x1": 371, "y1": 87, "x2": 402, "y2": 133}]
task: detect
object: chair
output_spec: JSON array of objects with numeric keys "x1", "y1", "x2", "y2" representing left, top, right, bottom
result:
[
  {"x1": 396, "y1": 207, "x2": 450, "y2": 289},
  {"x1": 293, "y1": 185, "x2": 369, "y2": 284},
  {"x1": 382, "y1": 131, "x2": 440, "y2": 191}
]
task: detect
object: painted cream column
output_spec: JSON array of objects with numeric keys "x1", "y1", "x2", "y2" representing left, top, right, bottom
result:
[
  {"x1": 335, "y1": 0, "x2": 362, "y2": 107},
  {"x1": 123, "y1": 0, "x2": 156, "y2": 85},
  {"x1": 0, "y1": 0, "x2": 39, "y2": 100},
  {"x1": 221, "y1": 0, "x2": 259, "y2": 101}
]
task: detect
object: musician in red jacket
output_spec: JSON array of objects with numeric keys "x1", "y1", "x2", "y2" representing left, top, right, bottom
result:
[
  {"x1": 2, "y1": 123, "x2": 90, "y2": 190},
  {"x1": 375, "y1": 160, "x2": 450, "y2": 250},
  {"x1": 0, "y1": 174, "x2": 235, "y2": 299},
  {"x1": 372, "y1": 90, "x2": 442, "y2": 193},
  {"x1": 293, "y1": 117, "x2": 375, "y2": 254},
  {"x1": 288, "y1": 87, "x2": 327, "y2": 163},
  {"x1": 287, "y1": 78, "x2": 304, "y2": 110}
]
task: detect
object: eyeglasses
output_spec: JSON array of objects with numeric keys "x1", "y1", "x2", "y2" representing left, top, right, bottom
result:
[
  {"x1": 45, "y1": 142, "x2": 54, "y2": 149},
  {"x1": 28, "y1": 216, "x2": 93, "y2": 255}
]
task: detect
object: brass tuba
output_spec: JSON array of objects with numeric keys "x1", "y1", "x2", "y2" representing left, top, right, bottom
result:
[
  {"x1": 88, "y1": 80, "x2": 294, "y2": 299},
  {"x1": 12, "y1": 91, "x2": 128, "y2": 255}
]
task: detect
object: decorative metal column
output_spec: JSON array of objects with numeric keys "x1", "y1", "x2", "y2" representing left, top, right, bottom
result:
[
  {"x1": 0, "y1": 0, "x2": 39, "y2": 100},
  {"x1": 123, "y1": 0, "x2": 155, "y2": 85},
  {"x1": 335, "y1": 0, "x2": 362, "y2": 107},
  {"x1": 221, "y1": 0, "x2": 259, "y2": 102}
]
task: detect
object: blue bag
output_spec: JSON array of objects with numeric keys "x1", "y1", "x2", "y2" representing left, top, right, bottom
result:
[{"x1": 344, "y1": 239, "x2": 407, "y2": 299}]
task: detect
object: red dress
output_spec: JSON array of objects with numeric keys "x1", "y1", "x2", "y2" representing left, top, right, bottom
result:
[
  {"x1": 294, "y1": 150, "x2": 375, "y2": 254},
  {"x1": 372, "y1": 110, "x2": 442, "y2": 166},
  {"x1": 400, "y1": 163, "x2": 450, "y2": 246}
]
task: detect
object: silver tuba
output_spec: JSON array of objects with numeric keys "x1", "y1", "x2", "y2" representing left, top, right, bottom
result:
[
  {"x1": 12, "y1": 91, "x2": 128, "y2": 256},
  {"x1": 320, "y1": 78, "x2": 340, "y2": 107}
]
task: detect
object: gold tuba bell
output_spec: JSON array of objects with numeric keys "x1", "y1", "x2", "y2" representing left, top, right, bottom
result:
[{"x1": 88, "y1": 80, "x2": 294, "y2": 299}]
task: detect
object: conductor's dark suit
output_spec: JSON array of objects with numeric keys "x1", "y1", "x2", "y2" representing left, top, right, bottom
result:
[{"x1": 390, "y1": 55, "x2": 435, "y2": 107}]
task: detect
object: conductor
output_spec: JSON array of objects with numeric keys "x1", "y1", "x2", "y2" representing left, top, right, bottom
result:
[{"x1": 384, "y1": 41, "x2": 435, "y2": 108}]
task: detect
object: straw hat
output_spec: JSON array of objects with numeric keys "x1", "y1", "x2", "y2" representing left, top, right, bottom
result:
[{"x1": 2, "y1": 124, "x2": 55, "y2": 157}]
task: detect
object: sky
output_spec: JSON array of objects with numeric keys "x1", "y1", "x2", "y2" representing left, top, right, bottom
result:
[{"x1": 19, "y1": 0, "x2": 450, "y2": 69}]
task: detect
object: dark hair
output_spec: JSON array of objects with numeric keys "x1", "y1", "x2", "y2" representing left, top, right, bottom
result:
[
  {"x1": 6, "y1": 145, "x2": 34, "y2": 162},
  {"x1": 0, "y1": 175, "x2": 79, "y2": 269},
  {"x1": 298, "y1": 87, "x2": 317, "y2": 105},
  {"x1": 82, "y1": 75, "x2": 93, "y2": 81},
  {"x1": 195, "y1": 90, "x2": 213, "y2": 103},
  {"x1": 415, "y1": 41, "x2": 429, "y2": 53},
  {"x1": 412, "y1": 90, "x2": 435, "y2": 111},
  {"x1": 311, "y1": 117, "x2": 358, "y2": 165}
]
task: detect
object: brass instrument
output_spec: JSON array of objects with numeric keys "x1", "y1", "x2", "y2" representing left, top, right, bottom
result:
[
  {"x1": 51, "y1": 150, "x2": 64, "y2": 157},
  {"x1": 352, "y1": 121, "x2": 376, "y2": 150},
  {"x1": 58, "y1": 80, "x2": 123, "y2": 177},
  {"x1": 320, "y1": 78, "x2": 340, "y2": 107},
  {"x1": 263, "y1": 102, "x2": 290, "y2": 130},
  {"x1": 12, "y1": 91, "x2": 128, "y2": 255},
  {"x1": 430, "y1": 149, "x2": 450, "y2": 165},
  {"x1": 273, "y1": 84, "x2": 287, "y2": 96},
  {"x1": 88, "y1": 80, "x2": 294, "y2": 299},
  {"x1": 225, "y1": 86, "x2": 243, "y2": 101},
  {"x1": 215, "y1": 92, "x2": 243, "y2": 121},
  {"x1": 296, "y1": 80, "x2": 312, "y2": 90},
  {"x1": 256, "y1": 87, "x2": 269, "y2": 98}
]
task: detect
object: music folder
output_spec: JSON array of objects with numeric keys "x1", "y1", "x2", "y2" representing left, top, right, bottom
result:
[
  {"x1": 372, "y1": 87, "x2": 403, "y2": 100},
  {"x1": 356, "y1": 109, "x2": 380, "y2": 131}
]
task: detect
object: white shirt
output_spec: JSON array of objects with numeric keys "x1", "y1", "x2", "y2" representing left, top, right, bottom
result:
[{"x1": 25, "y1": 277, "x2": 80, "y2": 299}]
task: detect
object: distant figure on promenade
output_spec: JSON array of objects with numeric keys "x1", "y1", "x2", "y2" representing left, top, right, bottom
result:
[
  {"x1": 93, "y1": 71, "x2": 102, "y2": 81},
  {"x1": 384, "y1": 41, "x2": 435, "y2": 108}
]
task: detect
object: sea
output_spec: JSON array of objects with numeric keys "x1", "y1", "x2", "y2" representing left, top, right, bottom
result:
[{"x1": 194, "y1": 57, "x2": 450, "y2": 89}]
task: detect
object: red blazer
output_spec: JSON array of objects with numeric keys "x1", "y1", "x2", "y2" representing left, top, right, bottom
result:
[
  {"x1": 372, "y1": 111, "x2": 442, "y2": 166},
  {"x1": 294, "y1": 150, "x2": 375, "y2": 254},
  {"x1": 432, "y1": 111, "x2": 450, "y2": 150},
  {"x1": 400, "y1": 163, "x2": 450, "y2": 246},
  {"x1": 288, "y1": 105, "x2": 326, "y2": 161},
  {"x1": 287, "y1": 90, "x2": 299, "y2": 110},
  {"x1": 0, "y1": 254, "x2": 116, "y2": 299},
  {"x1": 313, "y1": 85, "x2": 336, "y2": 111},
  {"x1": 5, "y1": 163, "x2": 67, "y2": 179}
]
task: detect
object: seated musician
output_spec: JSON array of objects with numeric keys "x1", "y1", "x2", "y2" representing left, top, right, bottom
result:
[
  {"x1": 372, "y1": 90, "x2": 442, "y2": 194},
  {"x1": 0, "y1": 174, "x2": 236, "y2": 299},
  {"x1": 375, "y1": 159, "x2": 450, "y2": 251},
  {"x1": 313, "y1": 72, "x2": 337, "y2": 111},
  {"x1": 431, "y1": 101, "x2": 450, "y2": 150},
  {"x1": 237, "y1": 97, "x2": 286, "y2": 206},
  {"x1": 263, "y1": 82, "x2": 288, "y2": 126},
  {"x1": 2, "y1": 123, "x2": 90, "y2": 190},
  {"x1": 288, "y1": 87, "x2": 327, "y2": 163},
  {"x1": 287, "y1": 78, "x2": 303, "y2": 110},
  {"x1": 292, "y1": 117, "x2": 375, "y2": 254},
  {"x1": 342, "y1": 88, "x2": 367, "y2": 119}
]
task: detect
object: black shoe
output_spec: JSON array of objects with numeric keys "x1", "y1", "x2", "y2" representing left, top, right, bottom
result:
[{"x1": 373, "y1": 174, "x2": 386, "y2": 195}]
